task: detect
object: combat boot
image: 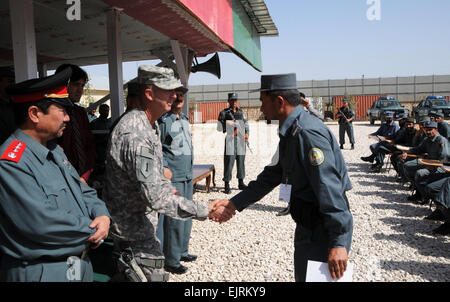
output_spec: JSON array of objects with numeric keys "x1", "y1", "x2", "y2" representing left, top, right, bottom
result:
[
  {"x1": 340, "y1": 144, "x2": 344, "y2": 149},
  {"x1": 224, "y1": 182, "x2": 231, "y2": 194},
  {"x1": 361, "y1": 154, "x2": 375, "y2": 163},
  {"x1": 351, "y1": 144, "x2": 355, "y2": 150},
  {"x1": 238, "y1": 179, "x2": 248, "y2": 190}
]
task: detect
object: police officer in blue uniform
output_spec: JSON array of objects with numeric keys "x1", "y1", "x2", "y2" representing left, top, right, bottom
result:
[
  {"x1": 336, "y1": 98, "x2": 355, "y2": 150},
  {"x1": 0, "y1": 68, "x2": 111, "y2": 282},
  {"x1": 361, "y1": 111, "x2": 400, "y2": 164},
  {"x1": 211, "y1": 73, "x2": 353, "y2": 282},
  {"x1": 217, "y1": 93, "x2": 249, "y2": 194},
  {"x1": 156, "y1": 86, "x2": 197, "y2": 275}
]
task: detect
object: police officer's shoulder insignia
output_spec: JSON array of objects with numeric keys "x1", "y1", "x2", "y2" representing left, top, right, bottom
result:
[
  {"x1": 1, "y1": 140, "x2": 27, "y2": 163},
  {"x1": 309, "y1": 147, "x2": 325, "y2": 166}
]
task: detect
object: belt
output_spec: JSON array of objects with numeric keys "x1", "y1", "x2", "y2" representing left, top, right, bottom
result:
[{"x1": 2, "y1": 250, "x2": 89, "y2": 266}]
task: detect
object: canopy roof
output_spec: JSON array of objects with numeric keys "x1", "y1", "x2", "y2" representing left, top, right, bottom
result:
[{"x1": 0, "y1": 0, "x2": 278, "y2": 71}]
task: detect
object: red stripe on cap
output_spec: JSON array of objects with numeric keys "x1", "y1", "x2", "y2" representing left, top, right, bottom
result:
[
  {"x1": 1, "y1": 140, "x2": 27, "y2": 163},
  {"x1": 12, "y1": 86, "x2": 68, "y2": 103}
]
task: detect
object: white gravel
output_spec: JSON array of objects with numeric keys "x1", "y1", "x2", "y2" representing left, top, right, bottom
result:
[{"x1": 168, "y1": 121, "x2": 450, "y2": 282}]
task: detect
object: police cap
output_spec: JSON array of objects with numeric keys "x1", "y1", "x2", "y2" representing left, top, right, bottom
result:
[
  {"x1": 424, "y1": 121, "x2": 438, "y2": 129},
  {"x1": 251, "y1": 73, "x2": 297, "y2": 92},
  {"x1": 228, "y1": 92, "x2": 238, "y2": 100},
  {"x1": 5, "y1": 66, "x2": 73, "y2": 108}
]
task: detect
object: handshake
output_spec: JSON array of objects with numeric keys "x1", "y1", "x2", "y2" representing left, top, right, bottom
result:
[{"x1": 208, "y1": 199, "x2": 237, "y2": 223}]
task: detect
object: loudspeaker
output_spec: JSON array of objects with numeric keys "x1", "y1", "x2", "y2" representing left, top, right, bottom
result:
[{"x1": 191, "y1": 53, "x2": 221, "y2": 79}]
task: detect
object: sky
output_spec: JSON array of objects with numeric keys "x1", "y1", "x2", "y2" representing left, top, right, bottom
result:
[{"x1": 79, "y1": 0, "x2": 450, "y2": 89}]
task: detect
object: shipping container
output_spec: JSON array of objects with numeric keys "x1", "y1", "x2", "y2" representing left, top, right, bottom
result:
[
  {"x1": 333, "y1": 95, "x2": 387, "y2": 121},
  {"x1": 189, "y1": 101, "x2": 243, "y2": 123}
]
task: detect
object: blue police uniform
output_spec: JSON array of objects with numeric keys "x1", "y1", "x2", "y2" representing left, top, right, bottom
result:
[
  {"x1": 230, "y1": 105, "x2": 353, "y2": 282},
  {"x1": 156, "y1": 111, "x2": 194, "y2": 268},
  {"x1": 338, "y1": 105, "x2": 355, "y2": 147},
  {"x1": 0, "y1": 129, "x2": 110, "y2": 281}
]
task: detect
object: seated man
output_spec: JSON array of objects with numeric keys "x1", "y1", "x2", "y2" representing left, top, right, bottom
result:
[
  {"x1": 429, "y1": 111, "x2": 450, "y2": 140},
  {"x1": 361, "y1": 111, "x2": 400, "y2": 164},
  {"x1": 424, "y1": 175, "x2": 450, "y2": 236},
  {"x1": 400, "y1": 121, "x2": 450, "y2": 203}
]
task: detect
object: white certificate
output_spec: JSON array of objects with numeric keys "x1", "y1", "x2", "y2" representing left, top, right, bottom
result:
[{"x1": 306, "y1": 260, "x2": 353, "y2": 282}]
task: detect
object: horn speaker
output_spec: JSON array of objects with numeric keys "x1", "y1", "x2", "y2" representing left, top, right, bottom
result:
[{"x1": 191, "y1": 53, "x2": 221, "y2": 79}]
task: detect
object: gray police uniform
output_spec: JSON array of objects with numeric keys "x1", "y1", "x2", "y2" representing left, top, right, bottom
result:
[
  {"x1": 338, "y1": 106, "x2": 355, "y2": 146},
  {"x1": 156, "y1": 111, "x2": 194, "y2": 268},
  {"x1": 218, "y1": 107, "x2": 249, "y2": 182},
  {"x1": 403, "y1": 134, "x2": 450, "y2": 197},
  {"x1": 103, "y1": 108, "x2": 209, "y2": 281},
  {"x1": 0, "y1": 129, "x2": 110, "y2": 282},
  {"x1": 438, "y1": 121, "x2": 450, "y2": 140},
  {"x1": 230, "y1": 105, "x2": 353, "y2": 282}
]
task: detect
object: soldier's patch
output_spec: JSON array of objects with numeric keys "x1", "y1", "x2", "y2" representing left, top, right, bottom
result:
[{"x1": 309, "y1": 148, "x2": 325, "y2": 166}]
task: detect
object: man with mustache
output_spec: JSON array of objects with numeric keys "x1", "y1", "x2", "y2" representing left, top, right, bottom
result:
[{"x1": 0, "y1": 68, "x2": 111, "y2": 282}]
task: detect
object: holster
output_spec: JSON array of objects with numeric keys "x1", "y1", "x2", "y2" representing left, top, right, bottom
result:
[{"x1": 115, "y1": 247, "x2": 148, "y2": 282}]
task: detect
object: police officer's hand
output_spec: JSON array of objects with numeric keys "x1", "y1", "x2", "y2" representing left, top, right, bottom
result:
[
  {"x1": 245, "y1": 134, "x2": 249, "y2": 142},
  {"x1": 400, "y1": 152, "x2": 408, "y2": 161},
  {"x1": 88, "y1": 216, "x2": 110, "y2": 249},
  {"x1": 209, "y1": 200, "x2": 236, "y2": 223},
  {"x1": 328, "y1": 247, "x2": 348, "y2": 280}
]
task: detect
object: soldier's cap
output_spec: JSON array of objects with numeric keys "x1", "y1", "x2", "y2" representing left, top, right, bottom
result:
[
  {"x1": 418, "y1": 116, "x2": 431, "y2": 124},
  {"x1": 424, "y1": 121, "x2": 438, "y2": 129},
  {"x1": 0, "y1": 66, "x2": 15, "y2": 78},
  {"x1": 384, "y1": 111, "x2": 394, "y2": 118},
  {"x1": 138, "y1": 65, "x2": 183, "y2": 90},
  {"x1": 5, "y1": 66, "x2": 73, "y2": 108},
  {"x1": 250, "y1": 73, "x2": 297, "y2": 92},
  {"x1": 175, "y1": 86, "x2": 189, "y2": 94},
  {"x1": 228, "y1": 92, "x2": 238, "y2": 100}
]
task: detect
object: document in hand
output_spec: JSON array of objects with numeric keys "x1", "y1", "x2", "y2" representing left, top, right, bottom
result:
[{"x1": 305, "y1": 260, "x2": 354, "y2": 282}]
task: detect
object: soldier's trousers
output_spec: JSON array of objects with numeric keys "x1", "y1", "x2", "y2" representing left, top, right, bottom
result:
[
  {"x1": 0, "y1": 253, "x2": 93, "y2": 282},
  {"x1": 294, "y1": 223, "x2": 352, "y2": 282},
  {"x1": 156, "y1": 180, "x2": 193, "y2": 268},
  {"x1": 339, "y1": 123, "x2": 355, "y2": 145}
]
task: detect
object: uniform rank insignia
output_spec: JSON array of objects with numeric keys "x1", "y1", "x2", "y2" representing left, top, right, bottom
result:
[
  {"x1": 309, "y1": 148, "x2": 325, "y2": 166},
  {"x1": 1, "y1": 140, "x2": 27, "y2": 163}
]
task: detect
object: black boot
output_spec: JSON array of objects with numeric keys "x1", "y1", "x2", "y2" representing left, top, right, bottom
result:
[
  {"x1": 224, "y1": 182, "x2": 231, "y2": 194},
  {"x1": 340, "y1": 144, "x2": 344, "y2": 150},
  {"x1": 351, "y1": 144, "x2": 354, "y2": 150},
  {"x1": 432, "y1": 222, "x2": 450, "y2": 236},
  {"x1": 238, "y1": 179, "x2": 248, "y2": 190},
  {"x1": 407, "y1": 191, "x2": 422, "y2": 202},
  {"x1": 361, "y1": 154, "x2": 375, "y2": 163}
]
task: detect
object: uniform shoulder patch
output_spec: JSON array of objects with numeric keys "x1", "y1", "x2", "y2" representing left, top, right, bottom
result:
[
  {"x1": 309, "y1": 147, "x2": 325, "y2": 166},
  {"x1": 1, "y1": 140, "x2": 27, "y2": 163}
]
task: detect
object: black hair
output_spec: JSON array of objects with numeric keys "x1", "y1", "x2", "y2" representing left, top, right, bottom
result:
[
  {"x1": 55, "y1": 64, "x2": 88, "y2": 83},
  {"x1": 265, "y1": 89, "x2": 301, "y2": 106}
]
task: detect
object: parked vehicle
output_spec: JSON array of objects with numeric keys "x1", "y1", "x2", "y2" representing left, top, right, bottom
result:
[
  {"x1": 366, "y1": 97, "x2": 409, "y2": 124},
  {"x1": 412, "y1": 96, "x2": 450, "y2": 121}
]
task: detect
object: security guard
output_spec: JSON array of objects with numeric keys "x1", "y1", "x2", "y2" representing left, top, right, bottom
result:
[
  {"x1": 400, "y1": 121, "x2": 450, "y2": 203},
  {"x1": 211, "y1": 73, "x2": 353, "y2": 282},
  {"x1": 103, "y1": 65, "x2": 218, "y2": 282},
  {"x1": 156, "y1": 86, "x2": 197, "y2": 275},
  {"x1": 0, "y1": 67, "x2": 111, "y2": 282},
  {"x1": 336, "y1": 98, "x2": 355, "y2": 150},
  {"x1": 217, "y1": 92, "x2": 249, "y2": 194}
]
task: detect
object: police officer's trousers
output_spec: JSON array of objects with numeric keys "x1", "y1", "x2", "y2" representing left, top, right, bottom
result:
[
  {"x1": 293, "y1": 223, "x2": 352, "y2": 282},
  {"x1": 223, "y1": 136, "x2": 246, "y2": 182},
  {"x1": 156, "y1": 180, "x2": 193, "y2": 267},
  {"x1": 0, "y1": 253, "x2": 93, "y2": 282},
  {"x1": 339, "y1": 123, "x2": 355, "y2": 146}
]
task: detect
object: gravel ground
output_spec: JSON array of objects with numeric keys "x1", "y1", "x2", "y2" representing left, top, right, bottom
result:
[{"x1": 168, "y1": 121, "x2": 450, "y2": 282}]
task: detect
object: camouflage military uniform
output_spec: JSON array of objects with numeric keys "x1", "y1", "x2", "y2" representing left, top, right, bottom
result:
[{"x1": 103, "y1": 108, "x2": 209, "y2": 281}]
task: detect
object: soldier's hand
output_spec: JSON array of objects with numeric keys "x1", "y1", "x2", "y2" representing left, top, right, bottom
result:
[
  {"x1": 328, "y1": 247, "x2": 348, "y2": 280},
  {"x1": 88, "y1": 216, "x2": 110, "y2": 249},
  {"x1": 209, "y1": 199, "x2": 236, "y2": 223}
]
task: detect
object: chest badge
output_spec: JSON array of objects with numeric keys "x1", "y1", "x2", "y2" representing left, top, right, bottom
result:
[{"x1": 309, "y1": 148, "x2": 325, "y2": 166}]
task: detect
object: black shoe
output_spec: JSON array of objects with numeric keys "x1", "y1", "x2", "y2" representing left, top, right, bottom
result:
[
  {"x1": 370, "y1": 163, "x2": 382, "y2": 173},
  {"x1": 276, "y1": 205, "x2": 290, "y2": 216},
  {"x1": 181, "y1": 254, "x2": 198, "y2": 262},
  {"x1": 224, "y1": 182, "x2": 231, "y2": 194},
  {"x1": 164, "y1": 264, "x2": 188, "y2": 274},
  {"x1": 351, "y1": 144, "x2": 354, "y2": 150},
  {"x1": 407, "y1": 192, "x2": 422, "y2": 202},
  {"x1": 432, "y1": 222, "x2": 450, "y2": 236},
  {"x1": 361, "y1": 155, "x2": 374, "y2": 163},
  {"x1": 238, "y1": 179, "x2": 248, "y2": 190},
  {"x1": 424, "y1": 210, "x2": 446, "y2": 221},
  {"x1": 340, "y1": 145, "x2": 344, "y2": 150}
]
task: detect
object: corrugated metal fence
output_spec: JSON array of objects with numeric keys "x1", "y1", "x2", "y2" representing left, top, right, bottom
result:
[{"x1": 333, "y1": 95, "x2": 387, "y2": 121}]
